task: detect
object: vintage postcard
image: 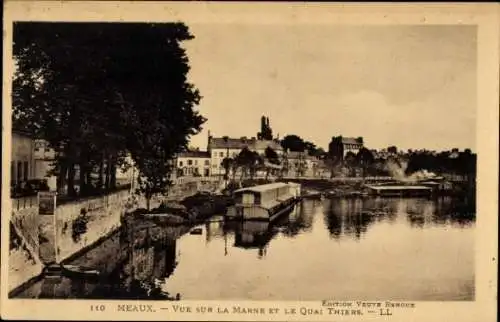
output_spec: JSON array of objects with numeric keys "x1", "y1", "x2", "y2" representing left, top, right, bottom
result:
[{"x1": 1, "y1": 1, "x2": 498, "y2": 321}]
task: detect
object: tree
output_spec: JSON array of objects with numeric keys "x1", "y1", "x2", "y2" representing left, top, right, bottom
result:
[
  {"x1": 265, "y1": 146, "x2": 279, "y2": 163},
  {"x1": 356, "y1": 148, "x2": 375, "y2": 179},
  {"x1": 235, "y1": 147, "x2": 260, "y2": 180},
  {"x1": 314, "y1": 147, "x2": 326, "y2": 159},
  {"x1": 264, "y1": 147, "x2": 280, "y2": 180},
  {"x1": 295, "y1": 159, "x2": 308, "y2": 177},
  {"x1": 387, "y1": 146, "x2": 398, "y2": 154},
  {"x1": 280, "y1": 154, "x2": 290, "y2": 178},
  {"x1": 221, "y1": 157, "x2": 234, "y2": 181},
  {"x1": 281, "y1": 135, "x2": 306, "y2": 152},
  {"x1": 135, "y1": 150, "x2": 173, "y2": 211},
  {"x1": 344, "y1": 152, "x2": 357, "y2": 177},
  {"x1": 304, "y1": 141, "x2": 318, "y2": 156},
  {"x1": 324, "y1": 156, "x2": 341, "y2": 178},
  {"x1": 13, "y1": 22, "x2": 205, "y2": 205}
]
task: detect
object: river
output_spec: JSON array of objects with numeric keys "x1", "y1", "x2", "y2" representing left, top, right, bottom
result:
[{"x1": 14, "y1": 196, "x2": 475, "y2": 301}]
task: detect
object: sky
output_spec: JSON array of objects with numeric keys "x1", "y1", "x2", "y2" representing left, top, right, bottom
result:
[{"x1": 182, "y1": 24, "x2": 477, "y2": 152}]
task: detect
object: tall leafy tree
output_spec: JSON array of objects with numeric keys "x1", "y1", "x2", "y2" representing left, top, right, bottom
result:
[
  {"x1": 264, "y1": 146, "x2": 280, "y2": 180},
  {"x1": 235, "y1": 147, "x2": 260, "y2": 180},
  {"x1": 387, "y1": 146, "x2": 398, "y2": 154},
  {"x1": 281, "y1": 135, "x2": 305, "y2": 152},
  {"x1": 12, "y1": 22, "x2": 205, "y2": 204},
  {"x1": 221, "y1": 157, "x2": 234, "y2": 181},
  {"x1": 355, "y1": 148, "x2": 375, "y2": 179}
]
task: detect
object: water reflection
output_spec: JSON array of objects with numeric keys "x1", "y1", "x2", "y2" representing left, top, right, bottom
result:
[
  {"x1": 17, "y1": 196, "x2": 475, "y2": 301},
  {"x1": 25, "y1": 223, "x2": 185, "y2": 300},
  {"x1": 324, "y1": 198, "x2": 398, "y2": 240}
]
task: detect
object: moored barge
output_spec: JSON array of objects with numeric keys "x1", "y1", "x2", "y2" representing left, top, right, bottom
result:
[
  {"x1": 226, "y1": 182, "x2": 301, "y2": 221},
  {"x1": 366, "y1": 184, "x2": 433, "y2": 197}
]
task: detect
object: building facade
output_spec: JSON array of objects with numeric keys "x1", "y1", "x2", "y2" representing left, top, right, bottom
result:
[
  {"x1": 11, "y1": 130, "x2": 35, "y2": 186},
  {"x1": 207, "y1": 135, "x2": 283, "y2": 176},
  {"x1": 283, "y1": 151, "x2": 320, "y2": 177},
  {"x1": 330, "y1": 136, "x2": 364, "y2": 159},
  {"x1": 33, "y1": 139, "x2": 57, "y2": 189},
  {"x1": 11, "y1": 130, "x2": 58, "y2": 190},
  {"x1": 341, "y1": 137, "x2": 364, "y2": 156},
  {"x1": 175, "y1": 151, "x2": 211, "y2": 177}
]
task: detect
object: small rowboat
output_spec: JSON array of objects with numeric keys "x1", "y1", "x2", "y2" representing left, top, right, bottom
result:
[{"x1": 61, "y1": 265, "x2": 101, "y2": 280}]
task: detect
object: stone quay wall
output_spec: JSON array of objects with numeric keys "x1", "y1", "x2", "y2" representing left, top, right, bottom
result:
[{"x1": 9, "y1": 178, "x2": 221, "y2": 293}]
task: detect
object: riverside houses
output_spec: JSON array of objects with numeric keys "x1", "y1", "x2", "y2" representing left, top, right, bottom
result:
[
  {"x1": 175, "y1": 150, "x2": 211, "y2": 177},
  {"x1": 11, "y1": 128, "x2": 58, "y2": 190},
  {"x1": 340, "y1": 137, "x2": 364, "y2": 156},
  {"x1": 11, "y1": 129, "x2": 36, "y2": 186},
  {"x1": 283, "y1": 151, "x2": 320, "y2": 177},
  {"x1": 207, "y1": 134, "x2": 283, "y2": 177},
  {"x1": 329, "y1": 136, "x2": 365, "y2": 159}
]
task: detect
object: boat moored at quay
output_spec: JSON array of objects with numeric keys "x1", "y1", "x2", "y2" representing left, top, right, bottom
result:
[{"x1": 226, "y1": 182, "x2": 301, "y2": 221}]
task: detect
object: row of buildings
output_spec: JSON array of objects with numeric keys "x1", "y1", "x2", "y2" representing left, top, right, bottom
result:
[
  {"x1": 11, "y1": 129, "x2": 57, "y2": 190},
  {"x1": 174, "y1": 133, "x2": 365, "y2": 178},
  {"x1": 11, "y1": 126, "x2": 366, "y2": 191},
  {"x1": 11, "y1": 128, "x2": 132, "y2": 192}
]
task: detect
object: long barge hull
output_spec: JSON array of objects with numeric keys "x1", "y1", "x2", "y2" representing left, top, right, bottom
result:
[{"x1": 227, "y1": 197, "x2": 299, "y2": 222}]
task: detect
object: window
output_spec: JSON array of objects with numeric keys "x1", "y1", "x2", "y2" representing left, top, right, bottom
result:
[
  {"x1": 219, "y1": 152, "x2": 224, "y2": 157},
  {"x1": 194, "y1": 160, "x2": 198, "y2": 165},
  {"x1": 179, "y1": 161, "x2": 183, "y2": 167},
  {"x1": 23, "y1": 162, "x2": 29, "y2": 181},
  {"x1": 188, "y1": 160, "x2": 193, "y2": 166},
  {"x1": 17, "y1": 161, "x2": 22, "y2": 183},
  {"x1": 213, "y1": 152, "x2": 217, "y2": 158},
  {"x1": 205, "y1": 160, "x2": 209, "y2": 166}
]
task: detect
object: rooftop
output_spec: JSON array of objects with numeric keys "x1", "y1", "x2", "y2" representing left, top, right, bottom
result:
[
  {"x1": 209, "y1": 137, "x2": 282, "y2": 151},
  {"x1": 341, "y1": 137, "x2": 363, "y2": 145},
  {"x1": 177, "y1": 151, "x2": 210, "y2": 158}
]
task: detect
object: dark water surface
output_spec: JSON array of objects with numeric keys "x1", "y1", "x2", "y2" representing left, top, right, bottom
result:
[{"x1": 16, "y1": 197, "x2": 475, "y2": 301}]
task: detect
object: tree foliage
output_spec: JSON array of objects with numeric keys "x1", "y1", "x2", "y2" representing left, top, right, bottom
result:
[
  {"x1": 235, "y1": 147, "x2": 261, "y2": 180},
  {"x1": 264, "y1": 147, "x2": 280, "y2": 164},
  {"x1": 355, "y1": 148, "x2": 375, "y2": 178},
  {"x1": 281, "y1": 135, "x2": 305, "y2": 152},
  {"x1": 281, "y1": 134, "x2": 319, "y2": 156},
  {"x1": 12, "y1": 22, "x2": 205, "y2": 204}
]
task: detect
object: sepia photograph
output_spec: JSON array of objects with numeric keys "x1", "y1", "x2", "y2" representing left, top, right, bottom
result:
[{"x1": 1, "y1": 2, "x2": 498, "y2": 322}]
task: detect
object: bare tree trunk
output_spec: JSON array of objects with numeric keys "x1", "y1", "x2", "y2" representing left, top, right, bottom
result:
[
  {"x1": 79, "y1": 162, "x2": 86, "y2": 196},
  {"x1": 67, "y1": 163, "x2": 76, "y2": 197},
  {"x1": 98, "y1": 154, "x2": 105, "y2": 190},
  {"x1": 105, "y1": 159, "x2": 111, "y2": 191},
  {"x1": 86, "y1": 169, "x2": 92, "y2": 193},
  {"x1": 110, "y1": 160, "x2": 117, "y2": 189},
  {"x1": 57, "y1": 161, "x2": 68, "y2": 194}
]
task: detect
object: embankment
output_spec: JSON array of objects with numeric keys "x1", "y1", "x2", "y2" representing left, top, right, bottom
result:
[{"x1": 9, "y1": 178, "x2": 219, "y2": 294}]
